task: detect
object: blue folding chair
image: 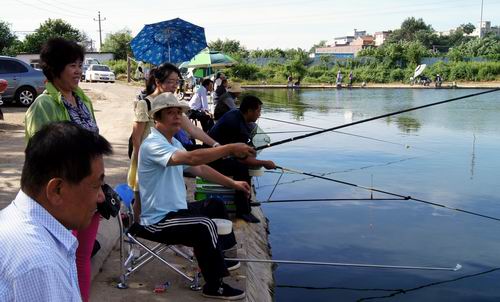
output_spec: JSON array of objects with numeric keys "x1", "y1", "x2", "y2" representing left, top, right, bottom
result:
[{"x1": 114, "y1": 184, "x2": 201, "y2": 290}]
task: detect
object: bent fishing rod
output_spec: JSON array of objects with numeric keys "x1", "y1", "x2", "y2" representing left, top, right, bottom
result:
[
  {"x1": 225, "y1": 257, "x2": 461, "y2": 272},
  {"x1": 256, "y1": 88, "x2": 499, "y2": 151},
  {"x1": 277, "y1": 165, "x2": 500, "y2": 223}
]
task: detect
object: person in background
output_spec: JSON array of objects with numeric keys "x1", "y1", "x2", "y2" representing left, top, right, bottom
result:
[
  {"x1": 435, "y1": 74, "x2": 442, "y2": 88},
  {"x1": 137, "y1": 92, "x2": 255, "y2": 300},
  {"x1": 0, "y1": 79, "x2": 7, "y2": 120},
  {"x1": 24, "y1": 37, "x2": 100, "y2": 302},
  {"x1": 128, "y1": 63, "x2": 220, "y2": 222},
  {"x1": 0, "y1": 122, "x2": 112, "y2": 301},
  {"x1": 213, "y1": 78, "x2": 228, "y2": 105},
  {"x1": 348, "y1": 71, "x2": 354, "y2": 87},
  {"x1": 214, "y1": 82, "x2": 242, "y2": 121},
  {"x1": 209, "y1": 95, "x2": 276, "y2": 223},
  {"x1": 188, "y1": 78, "x2": 215, "y2": 132},
  {"x1": 213, "y1": 72, "x2": 225, "y2": 93},
  {"x1": 336, "y1": 70, "x2": 343, "y2": 87},
  {"x1": 294, "y1": 77, "x2": 301, "y2": 87}
]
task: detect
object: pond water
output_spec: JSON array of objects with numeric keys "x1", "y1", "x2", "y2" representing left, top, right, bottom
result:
[{"x1": 248, "y1": 88, "x2": 500, "y2": 301}]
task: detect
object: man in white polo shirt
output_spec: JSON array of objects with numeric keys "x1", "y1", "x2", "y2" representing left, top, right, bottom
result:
[
  {"x1": 137, "y1": 92, "x2": 255, "y2": 300},
  {"x1": 0, "y1": 122, "x2": 112, "y2": 301}
]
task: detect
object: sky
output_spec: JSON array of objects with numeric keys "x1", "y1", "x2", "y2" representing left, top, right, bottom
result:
[{"x1": 2, "y1": 0, "x2": 499, "y2": 50}]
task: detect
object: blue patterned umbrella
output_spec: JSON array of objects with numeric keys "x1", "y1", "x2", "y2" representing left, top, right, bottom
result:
[{"x1": 131, "y1": 18, "x2": 207, "y2": 65}]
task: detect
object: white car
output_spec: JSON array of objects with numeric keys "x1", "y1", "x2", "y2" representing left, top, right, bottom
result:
[{"x1": 85, "y1": 64, "x2": 115, "y2": 83}]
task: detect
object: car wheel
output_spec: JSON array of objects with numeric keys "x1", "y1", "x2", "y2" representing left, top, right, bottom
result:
[{"x1": 15, "y1": 86, "x2": 37, "y2": 106}]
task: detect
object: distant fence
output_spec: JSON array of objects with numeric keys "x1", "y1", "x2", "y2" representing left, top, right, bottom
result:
[{"x1": 243, "y1": 56, "x2": 491, "y2": 68}]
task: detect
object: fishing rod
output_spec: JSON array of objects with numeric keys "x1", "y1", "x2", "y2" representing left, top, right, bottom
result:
[
  {"x1": 225, "y1": 258, "x2": 462, "y2": 272},
  {"x1": 261, "y1": 116, "x2": 426, "y2": 150},
  {"x1": 262, "y1": 197, "x2": 407, "y2": 203},
  {"x1": 277, "y1": 165, "x2": 500, "y2": 223},
  {"x1": 258, "y1": 156, "x2": 422, "y2": 190},
  {"x1": 256, "y1": 89, "x2": 499, "y2": 151}
]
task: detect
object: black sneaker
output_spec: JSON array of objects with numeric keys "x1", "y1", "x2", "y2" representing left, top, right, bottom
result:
[
  {"x1": 237, "y1": 213, "x2": 260, "y2": 223},
  {"x1": 225, "y1": 259, "x2": 241, "y2": 271},
  {"x1": 202, "y1": 282, "x2": 245, "y2": 300}
]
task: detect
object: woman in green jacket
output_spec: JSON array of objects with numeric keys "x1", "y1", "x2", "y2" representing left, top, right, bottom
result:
[{"x1": 24, "y1": 38, "x2": 99, "y2": 302}]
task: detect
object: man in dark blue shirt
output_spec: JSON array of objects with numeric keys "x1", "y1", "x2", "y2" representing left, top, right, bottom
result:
[{"x1": 209, "y1": 95, "x2": 276, "y2": 223}]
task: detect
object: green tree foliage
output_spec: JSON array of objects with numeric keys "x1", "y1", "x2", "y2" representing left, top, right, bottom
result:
[
  {"x1": 101, "y1": 29, "x2": 133, "y2": 60},
  {"x1": 0, "y1": 21, "x2": 17, "y2": 55},
  {"x1": 208, "y1": 38, "x2": 249, "y2": 58},
  {"x1": 460, "y1": 23, "x2": 476, "y2": 35},
  {"x1": 22, "y1": 19, "x2": 85, "y2": 53},
  {"x1": 359, "y1": 41, "x2": 431, "y2": 68},
  {"x1": 309, "y1": 40, "x2": 328, "y2": 54},
  {"x1": 386, "y1": 17, "x2": 437, "y2": 48},
  {"x1": 448, "y1": 35, "x2": 500, "y2": 61}
]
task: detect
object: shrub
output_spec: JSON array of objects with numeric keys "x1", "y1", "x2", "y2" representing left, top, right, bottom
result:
[
  {"x1": 390, "y1": 69, "x2": 405, "y2": 82},
  {"x1": 106, "y1": 59, "x2": 137, "y2": 76}
]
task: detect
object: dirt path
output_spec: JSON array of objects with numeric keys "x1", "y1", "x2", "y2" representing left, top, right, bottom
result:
[
  {"x1": 0, "y1": 83, "x2": 273, "y2": 301},
  {"x1": 0, "y1": 82, "x2": 137, "y2": 208}
]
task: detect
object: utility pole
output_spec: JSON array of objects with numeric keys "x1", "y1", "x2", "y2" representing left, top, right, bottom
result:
[
  {"x1": 479, "y1": 0, "x2": 484, "y2": 38},
  {"x1": 93, "y1": 11, "x2": 106, "y2": 51}
]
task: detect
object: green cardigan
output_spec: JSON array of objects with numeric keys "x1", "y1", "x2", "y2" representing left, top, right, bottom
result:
[{"x1": 24, "y1": 82, "x2": 96, "y2": 140}]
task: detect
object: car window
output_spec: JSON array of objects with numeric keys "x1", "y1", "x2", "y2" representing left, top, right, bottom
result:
[
  {"x1": 92, "y1": 65, "x2": 110, "y2": 72},
  {"x1": 0, "y1": 59, "x2": 29, "y2": 74}
]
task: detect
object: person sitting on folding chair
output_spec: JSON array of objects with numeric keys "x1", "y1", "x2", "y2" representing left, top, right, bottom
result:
[
  {"x1": 136, "y1": 92, "x2": 255, "y2": 300},
  {"x1": 188, "y1": 78, "x2": 214, "y2": 132}
]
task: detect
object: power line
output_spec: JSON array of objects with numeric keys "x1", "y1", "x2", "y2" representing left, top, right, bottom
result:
[
  {"x1": 15, "y1": 0, "x2": 90, "y2": 19},
  {"x1": 34, "y1": 0, "x2": 93, "y2": 18}
]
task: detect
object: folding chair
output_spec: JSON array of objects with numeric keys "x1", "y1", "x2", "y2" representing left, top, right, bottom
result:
[{"x1": 114, "y1": 183, "x2": 202, "y2": 290}]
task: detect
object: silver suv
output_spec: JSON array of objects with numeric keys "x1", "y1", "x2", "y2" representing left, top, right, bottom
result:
[{"x1": 0, "y1": 56, "x2": 46, "y2": 106}]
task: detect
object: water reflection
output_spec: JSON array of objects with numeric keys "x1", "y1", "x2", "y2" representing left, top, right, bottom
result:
[{"x1": 247, "y1": 88, "x2": 500, "y2": 301}]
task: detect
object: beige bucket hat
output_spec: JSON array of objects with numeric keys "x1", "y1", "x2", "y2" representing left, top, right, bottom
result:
[
  {"x1": 149, "y1": 92, "x2": 190, "y2": 117},
  {"x1": 227, "y1": 82, "x2": 243, "y2": 93}
]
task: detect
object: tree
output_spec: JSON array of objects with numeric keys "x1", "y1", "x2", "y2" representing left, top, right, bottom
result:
[
  {"x1": 403, "y1": 41, "x2": 430, "y2": 66},
  {"x1": 101, "y1": 29, "x2": 133, "y2": 60},
  {"x1": 460, "y1": 23, "x2": 475, "y2": 35},
  {"x1": 0, "y1": 21, "x2": 17, "y2": 55},
  {"x1": 386, "y1": 17, "x2": 437, "y2": 48},
  {"x1": 309, "y1": 40, "x2": 327, "y2": 54},
  {"x1": 22, "y1": 19, "x2": 84, "y2": 53},
  {"x1": 208, "y1": 38, "x2": 248, "y2": 57}
]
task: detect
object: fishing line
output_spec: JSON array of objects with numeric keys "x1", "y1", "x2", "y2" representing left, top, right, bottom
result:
[
  {"x1": 278, "y1": 165, "x2": 500, "y2": 223},
  {"x1": 254, "y1": 130, "x2": 314, "y2": 135},
  {"x1": 275, "y1": 266, "x2": 500, "y2": 297},
  {"x1": 258, "y1": 156, "x2": 422, "y2": 189},
  {"x1": 266, "y1": 168, "x2": 285, "y2": 202},
  {"x1": 256, "y1": 89, "x2": 499, "y2": 151},
  {"x1": 357, "y1": 266, "x2": 500, "y2": 301},
  {"x1": 260, "y1": 116, "x2": 430, "y2": 151}
]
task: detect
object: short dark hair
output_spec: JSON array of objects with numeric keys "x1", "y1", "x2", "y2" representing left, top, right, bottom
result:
[
  {"x1": 239, "y1": 95, "x2": 262, "y2": 113},
  {"x1": 201, "y1": 78, "x2": 213, "y2": 87},
  {"x1": 146, "y1": 63, "x2": 181, "y2": 95},
  {"x1": 40, "y1": 38, "x2": 84, "y2": 81},
  {"x1": 21, "y1": 122, "x2": 113, "y2": 195}
]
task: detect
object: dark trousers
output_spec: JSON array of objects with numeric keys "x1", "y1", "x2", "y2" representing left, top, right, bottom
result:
[
  {"x1": 209, "y1": 158, "x2": 251, "y2": 216},
  {"x1": 188, "y1": 110, "x2": 214, "y2": 132},
  {"x1": 133, "y1": 198, "x2": 236, "y2": 284}
]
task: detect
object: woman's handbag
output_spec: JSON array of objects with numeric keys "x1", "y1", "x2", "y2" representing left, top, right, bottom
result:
[{"x1": 98, "y1": 184, "x2": 122, "y2": 219}]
